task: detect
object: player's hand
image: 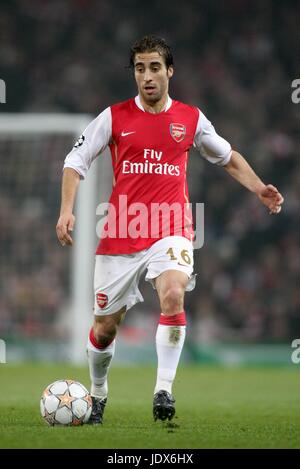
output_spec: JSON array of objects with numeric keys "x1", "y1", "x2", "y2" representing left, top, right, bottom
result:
[
  {"x1": 257, "y1": 184, "x2": 284, "y2": 214},
  {"x1": 56, "y1": 213, "x2": 75, "y2": 246}
]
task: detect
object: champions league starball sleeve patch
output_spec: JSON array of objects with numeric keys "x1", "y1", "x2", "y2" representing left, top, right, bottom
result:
[{"x1": 73, "y1": 134, "x2": 85, "y2": 148}]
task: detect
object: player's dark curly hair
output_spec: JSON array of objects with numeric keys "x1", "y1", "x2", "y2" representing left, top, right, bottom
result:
[{"x1": 129, "y1": 35, "x2": 174, "y2": 69}]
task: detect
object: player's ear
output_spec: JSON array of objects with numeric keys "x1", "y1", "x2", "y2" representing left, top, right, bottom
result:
[{"x1": 167, "y1": 66, "x2": 174, "y2": 79}]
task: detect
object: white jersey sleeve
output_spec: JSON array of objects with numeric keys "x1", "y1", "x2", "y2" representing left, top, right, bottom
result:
[
  {"x1": 193, "y1": 109, "x2": 232, "y2": 166},
  {"x1": 63, "y1": 107, "x2": 112, "y2": 179}
]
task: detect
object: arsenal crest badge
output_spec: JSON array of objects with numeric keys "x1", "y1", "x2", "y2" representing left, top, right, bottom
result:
[
  {"x1": 170, "y1": 123, "x2": 186, "y2": 143},
  {"x1": 96, "y1": 293, "x2": 108, "y2": 309}
]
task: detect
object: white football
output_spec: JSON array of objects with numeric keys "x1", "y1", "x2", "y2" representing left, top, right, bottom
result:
[{"x1": 40, "y1": 379, "x2": 92, "y2": 426}]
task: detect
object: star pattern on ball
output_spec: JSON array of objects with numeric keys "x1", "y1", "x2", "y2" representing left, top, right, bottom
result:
[
  {"x1": 44, "y1": 410, "x2": 56, "y2": 425},
  {"x1": 43, "y1": 389, "x2": 51, "y2": 397},
  {"x1": 57, "y1": 390, "x2": 76, "y2": 410},
  {"x1": 65, "y1": 379, "x2": 75, "y2": 386},
  {"x1": 72, "y1": 418, "x2": 82, "y2": 426}
]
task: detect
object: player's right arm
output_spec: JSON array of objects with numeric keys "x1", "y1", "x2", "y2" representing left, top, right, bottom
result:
[
  {"x1": 56, "y1": 168, "x2": 80, "y2": 246},
  {"x1": 56, "y1": 107, "x2": 112, "y2": 247}
]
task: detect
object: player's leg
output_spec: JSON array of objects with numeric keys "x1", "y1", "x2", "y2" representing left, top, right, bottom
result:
[
  {"x1": 145, "y1": 235, "x2": 195, "y2": 421},
  {"x1": 153, "y1": 270, "x2": 188, "y2": 421},
  {"x1": 88, "y1": 308, "x2": 126, "y2": 398},
  {"x1": 87, "y1": 307, "x2": 126, "y2": 424},
  {"x1": 87, "y1": 252, "x2": 145, "y2": 424}
]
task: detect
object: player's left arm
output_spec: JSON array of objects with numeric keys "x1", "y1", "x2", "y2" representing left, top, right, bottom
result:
[
  {"x1": 194, "y1": 110, "x2": 284, "y2": 215},
  {"x1": 223, "y1": 150, "x2": 284, "y2": 214}
]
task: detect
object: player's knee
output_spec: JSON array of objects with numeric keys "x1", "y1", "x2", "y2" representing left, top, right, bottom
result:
[
  {"x1": 93, "y1": 322, "x2": 116, "y2": 347},
  {"x1": 160, "y1": 285, "x2": 184, "y2": 315}
]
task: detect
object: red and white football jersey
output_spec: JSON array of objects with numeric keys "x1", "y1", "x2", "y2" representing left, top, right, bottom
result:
[{"x1": 64, "y1": 96, "x2": 232, "y2": 254}]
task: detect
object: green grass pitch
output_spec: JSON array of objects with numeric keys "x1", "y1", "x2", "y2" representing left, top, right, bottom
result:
[{"x1": 0, "y1": 363, "x2": 299, "y2": 448}]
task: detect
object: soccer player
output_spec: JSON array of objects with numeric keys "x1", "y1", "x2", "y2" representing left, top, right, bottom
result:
[{"x1": 56, "y1": 35, "x2": 284, "y2": 424}]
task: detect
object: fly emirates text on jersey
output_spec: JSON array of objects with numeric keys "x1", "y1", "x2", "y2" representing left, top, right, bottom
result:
[{"x1": 122, "y1": 148, "x2": 180, "y2": 176}]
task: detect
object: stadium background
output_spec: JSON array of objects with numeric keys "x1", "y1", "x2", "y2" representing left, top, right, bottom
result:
[{"x1": 0, "y1": 0, "x2": 299, "y2": 366}]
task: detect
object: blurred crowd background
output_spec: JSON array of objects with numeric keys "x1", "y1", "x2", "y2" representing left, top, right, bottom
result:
[{"x1": 0, "y1": 0, "x2": 299, "y2": 349}]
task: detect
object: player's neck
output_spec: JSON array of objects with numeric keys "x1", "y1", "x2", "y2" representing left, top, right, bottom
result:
[{"x1": 139, "y1": 94, "x2": 169, "y2": 114}]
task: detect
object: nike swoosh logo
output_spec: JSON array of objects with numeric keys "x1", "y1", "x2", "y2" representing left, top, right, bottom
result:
[{"x1": 121, "y1": 131, "x2": 136, "y2": 137}]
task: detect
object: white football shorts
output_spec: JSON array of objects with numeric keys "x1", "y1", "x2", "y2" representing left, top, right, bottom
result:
[{"x1": 93, "y1": 236, "x2": 196, "y2": 316}]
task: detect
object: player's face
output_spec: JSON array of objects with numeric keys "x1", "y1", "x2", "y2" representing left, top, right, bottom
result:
[{"x1": 134, "y1": 52, "x2": 173, "y2": 106}]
